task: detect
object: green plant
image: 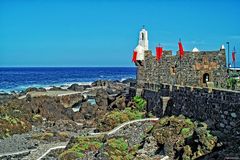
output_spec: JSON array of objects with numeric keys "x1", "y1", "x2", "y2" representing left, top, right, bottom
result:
[
  {"x1": 108, "y1": 138, "x2": 128, "y2": 152},
  {"x1": 1, "y1": 114, "x2": 19, "y2": 125},
  {"x1": 60, "y1": 136, "x2": 104, "y2": 159},
  {"x1": 105, "y1": 137, "x2": 136, "y2": 160},
  {"x1": 133, "y1": 96, "x2": 147, "y2": 112},
  {"x1": 185, "y1": 118, "x2": 194, "y2": 128},
  {"x1": 97, "y1": 107, "x2": 144, "y2": 132},
  {"x1": 181, "y1": 128, "x2": 193, "y2": 138},
  {"x1": 226, "y1": 77, "x2": 237, "y2": 90}
]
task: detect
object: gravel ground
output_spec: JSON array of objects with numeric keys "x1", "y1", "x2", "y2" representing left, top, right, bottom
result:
[
  {"x1": 0, "y1": 133, "x2": 38, "y2": 155},
  {"x1": 0, "y1": 126, "x2": 95, "y2": 160}
]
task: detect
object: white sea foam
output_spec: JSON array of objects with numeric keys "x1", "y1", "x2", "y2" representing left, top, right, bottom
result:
[
  {"x1": 45, "y1": 82, "x2": 93, "y2": 90},
  {"x1": 1, "y1": 82, "x2": 94, "y2": 93},
  {"x1": 120, "y1": 76, "x2": 135, "y2": 82}
]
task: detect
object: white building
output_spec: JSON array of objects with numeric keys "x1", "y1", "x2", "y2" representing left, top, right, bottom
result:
[
  {"x1": 192, "y1": 47, "x2": 200, "y2": 53},
  {"x1": 134, "y1": 27, "x2": 149, "y2": 61}
]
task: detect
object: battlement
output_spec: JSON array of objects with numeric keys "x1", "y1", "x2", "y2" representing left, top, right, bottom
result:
[{"x1": 135, "y1": 48, "x2": 227, "y2": 93}]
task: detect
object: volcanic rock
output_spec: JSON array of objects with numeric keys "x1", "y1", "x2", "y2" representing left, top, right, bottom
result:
[
  {"x1": 67, "y1": 83, "x2": 91, "y2": 91},
  {"x1": 95, "y1": 89, "x2": 109, "y2": 107},
  {"x1": 91, "y1": 80, "x2": 112, "y2": 87},
  {"x1": 108, "y1": 95, "x2": 126, "y2": 110},
  {"x1": 49, "y1": 86, "x2": 67, "y2": 91}
]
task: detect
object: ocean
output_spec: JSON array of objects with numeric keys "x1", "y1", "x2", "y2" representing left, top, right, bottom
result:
[{"x1": 0, "y1": 67, "x2": 136, "y2": 92}]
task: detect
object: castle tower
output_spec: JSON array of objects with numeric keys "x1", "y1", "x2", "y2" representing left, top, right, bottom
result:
[
  {"x1": 133, "y1": 26, "x2": 149, "y2": 96},
  {"x1": 134, "y1": 26, "x2": 149, "y2": 61},
  {"x1": 138, "y1": 26, "x2": 149, "y2": 50}
]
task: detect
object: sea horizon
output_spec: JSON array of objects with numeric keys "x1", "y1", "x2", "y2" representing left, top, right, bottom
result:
[{"x1": 0, "y1": 67, "x2": 136, "y2": 93}]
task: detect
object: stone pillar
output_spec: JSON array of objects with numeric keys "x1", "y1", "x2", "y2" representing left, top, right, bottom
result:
[
  {"x1": 161, "y1": 96, "x2": 170, "y2": 115},
  {"x1": 136, "y1": 62, "x2": 145, "y2": 96}
]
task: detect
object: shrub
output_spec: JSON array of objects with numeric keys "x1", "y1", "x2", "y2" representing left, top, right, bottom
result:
[
  {"x1": 108, "y1": 138, "x2": 128, "y2": 152},
  {"x1": 181, "y1": 128, "x2": 192, "y2": 138},
  {"x1": 105, "y1": 137, "x2": 136, "y2": 160},
  {"x1": 133, "y1": 96, "x2": 147, "y2": 112},
  {"x1": 59, "y1": 136, "x2": 104, "y2": 159},
  {"x1": 97, "y1": 107, "x2": 144, "y2": 131},
  {"x1": 32, "y1": 132, "x2": 54, "y2": 141},
  {"x1": 226, "y1": 77, "x2": 237, "y2": 90}
]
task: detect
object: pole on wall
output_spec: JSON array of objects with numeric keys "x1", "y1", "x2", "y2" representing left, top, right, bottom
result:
[{"x1": 226, "y1": 42, "x2": 230, "y2": 68}]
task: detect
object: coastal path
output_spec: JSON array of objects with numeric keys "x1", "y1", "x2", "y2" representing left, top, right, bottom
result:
[
  {"x1": 89, "y1": 117, "x2": 159, "y2": 136},
  {"x1": 23, "y1": 141, "x2": 68, "y2": 160},
  {"x1": 37, "y1": 118, "x2": 160, "y2": 159},
  {"x1": 1, "y1": 118, "x2": 164, "y2": 159}
]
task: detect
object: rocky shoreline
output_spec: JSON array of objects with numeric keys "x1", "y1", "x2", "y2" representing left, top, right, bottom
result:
[
  {"x1": 0, "y1": 79, "x2": 135, "y2": 159},
  {"x1": 0, "y1": 79, "x2": 236, "y2": 159}
]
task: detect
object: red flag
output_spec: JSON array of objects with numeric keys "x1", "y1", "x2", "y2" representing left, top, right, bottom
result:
[
  {"x1": 178, "y1": 41, "x2": 184, "y2": 59},
  {"x1": 132, "y1": 51, "x2": 137, "y2": 62},
  {"x1": 232, "y1": 50, "x2": 236, "y2": 62},
  {"x1": 156, "y1": 47, "x2": 163, "y2": 61}
]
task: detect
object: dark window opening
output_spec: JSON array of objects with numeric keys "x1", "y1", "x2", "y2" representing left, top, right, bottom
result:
[
  {"x1": 170, "y1": 67, "x2": 176, "y2": 75},
  {"x1": 142, "y1": 33, "x2": 145, "y2": 40},
  {"x1": 203, "y1": 73, "x2": 210, "y2": 83}
]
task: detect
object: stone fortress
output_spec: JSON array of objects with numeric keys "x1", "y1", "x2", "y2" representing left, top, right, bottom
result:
[
  {"x1": 133, "y1": 27, "x2": 228, "y2": 95},
  {"x1": 130, "y1": 27, "x2": 240, "y2": 145}
]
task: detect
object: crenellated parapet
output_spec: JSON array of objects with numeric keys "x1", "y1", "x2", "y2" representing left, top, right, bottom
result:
[
  {"x1": 135, "y1": 48, "x2": 227, "y2": 93},
  {"x1": 132, "y1": 28, "x2": 228, "y2": 94}
]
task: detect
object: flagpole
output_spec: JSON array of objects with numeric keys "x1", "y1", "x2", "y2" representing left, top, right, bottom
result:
[
  {"x1": 157, "y1": 43, "x2": 161, "y2": 87},
  {"x1": 179, "y1": 39, "x2": 181, "y2": 85},
  {"x1": 226, "y1": 42, "x2": 230, "y2": 68},
  {"x1": 180, "y1": 53, "x2": 181, "y2": 85},
  {"x1": 234, "y1": 47, "x2": 236, "y2": 69}
]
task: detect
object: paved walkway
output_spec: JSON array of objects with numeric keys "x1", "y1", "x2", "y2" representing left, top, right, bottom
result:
[
  {"x1": 36, "y1": 145, "x2": 67, "y2": 160},
  {"x1": 23, "y1": 142, "x2": 68, "y2": 160},
  {"x1": 107, "y1": 118, "x2": 159, "y2": 135},
  {"x1": 0, "y1": 149, "x2": 37, "y2": 159},
  {"x1": 89, "y1": 118, "x2": 159, "y2": 136}
]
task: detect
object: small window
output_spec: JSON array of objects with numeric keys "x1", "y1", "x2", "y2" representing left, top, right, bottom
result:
[
  {"x1": 170, "y1": 67, "x2": 176, "y2": 75},
  {"x1": 142, "y1": 33, "x2": 145, "y2": 40},
  {"x1": 203, "y1": 73, "x2": 210, "y2": 83}
]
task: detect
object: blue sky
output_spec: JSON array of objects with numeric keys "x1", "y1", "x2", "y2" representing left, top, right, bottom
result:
[{"x1": 0, "y1": 0, "x2": 240, "y2": 67}]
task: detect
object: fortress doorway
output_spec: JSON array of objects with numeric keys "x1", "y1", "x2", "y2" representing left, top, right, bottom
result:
[{"x1": 203, "y1": 73, "x2": 210, "y2": 83}]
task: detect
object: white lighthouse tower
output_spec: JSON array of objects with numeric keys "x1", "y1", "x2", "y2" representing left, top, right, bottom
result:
[{"x1": 134, "y1": 26, "x2": 149, "y2": 61}]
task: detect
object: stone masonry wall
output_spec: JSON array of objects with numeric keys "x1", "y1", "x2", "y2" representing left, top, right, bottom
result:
[
  {"x1": 138, "y1": 49, "x2": 227, "y2": 89},
  {"x1": 141, "y1": 83, "x2": 240, "y2": 135}
]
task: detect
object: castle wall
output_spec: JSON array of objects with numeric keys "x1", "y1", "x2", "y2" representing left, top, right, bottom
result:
[
  {"x1": 138, "y1": 83, "x2": 240, "y2": 135},
  {"x1": 138, "y1": 49, "x2": 227, "y2": 89}
]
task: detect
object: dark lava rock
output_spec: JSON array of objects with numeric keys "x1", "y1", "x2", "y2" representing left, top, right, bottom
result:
[
  {"x1": 27, "y1": 96, "x2": 75, "y2": 121},
  {"x1": 45, "y1": 119, "x2": 82, "y2": 133},
  {"x1": 19, "y1": 87, "x2": 47, "y2": 96},
  {"x1": 73, "y1": 102, "x2": 93, "y2": 121},
  {"x1": 67, "y1": 83, "x2": 91, "y2": 91},
  {"x1": 108, "y1": 95, "x2": 126, "y2": 110},
  {"x1": 0, "y1": 93, "x2": 16, "y2": 105},
  {"x1": 91, "y1": 80, "x2": 112, "y2": 87},
  {"x1": 95, "y1": 89, "x2": 109, "y2": 107},
  {"x1": 59, "y1": 93, "x2": 84, "y2": 108},
  {"x1": 49, "y1": 86, "x2": 67, "y2": 91}
]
